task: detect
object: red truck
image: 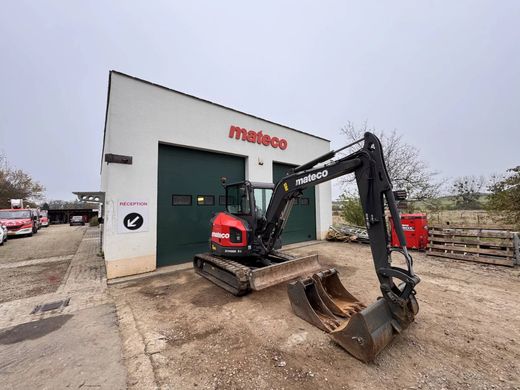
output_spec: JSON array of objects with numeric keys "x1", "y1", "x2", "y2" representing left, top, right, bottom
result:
[{"x1": 0, "y1": 208, "x2": 39, "y2": 237}]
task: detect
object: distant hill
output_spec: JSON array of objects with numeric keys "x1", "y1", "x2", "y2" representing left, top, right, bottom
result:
[{"x1": 333, "y1": 193, "x2": 490, "y2": 211}]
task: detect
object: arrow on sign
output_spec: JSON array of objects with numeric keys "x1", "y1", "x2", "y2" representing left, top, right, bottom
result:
[
  {"x1": 127, "y1": 215, "x2": 140, "y2": 228},
  {"x1": 123, "y1": 212, "x2": 144, "y2": 231}
]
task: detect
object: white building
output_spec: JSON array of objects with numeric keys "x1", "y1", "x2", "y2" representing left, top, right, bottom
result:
[{"x1": 101, "y1": 71, "x2": 332, "y2": 279}]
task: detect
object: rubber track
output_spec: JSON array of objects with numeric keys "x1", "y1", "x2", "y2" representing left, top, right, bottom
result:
[{"x1": 193, "y1": 253, "x2": 251, "y2": 296}]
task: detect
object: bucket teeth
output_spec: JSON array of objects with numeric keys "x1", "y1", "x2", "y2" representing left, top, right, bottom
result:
[
  {"x1": 312, "y1": 268, "x2": 366, "y2": 318},
  {"x1": 287, "y1": 268, "x2": 418, "y2": 363},
  {"x1": 287, "y1": 277, "x2": 341, "y2": 332}
]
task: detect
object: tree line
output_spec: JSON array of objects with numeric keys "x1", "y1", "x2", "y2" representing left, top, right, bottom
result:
[
  {"x1": 338, "y1": 122, "x2": 519, "y2": 228},
  {"x1": 0, "y1": 154, "x2": 44, "y2": 208},
  {"x1": 0, "y1": 155, "x2": 98, "y2": 210}
]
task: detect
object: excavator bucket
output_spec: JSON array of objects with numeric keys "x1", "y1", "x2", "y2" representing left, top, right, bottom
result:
[
  {"x1": 330, "y1": 289, "x2": 419, "y2": 362},
  {"x1": 287, "y1": 277, "x2": 341, "y2": 332},
  {"x1": 312, "y1": 268, "x2": 366, "y2": 317},
  {"x1": 329, "y1": 298, "x2": 397, "y2": 362},
  {"x1": 288, "y1": 268, "x2": 418, "y2": 362}
]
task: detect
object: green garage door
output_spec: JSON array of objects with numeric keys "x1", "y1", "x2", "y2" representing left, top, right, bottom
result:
[
  {"x1": 157, "y1": 144, "x2": 245, "y2": 266},
  {"x1": 273, "y1": 162, "x2": 317, "y2": 245}
]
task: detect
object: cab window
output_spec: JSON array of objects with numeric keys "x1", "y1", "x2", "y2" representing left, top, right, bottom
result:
[
  {"x1": 253, "y1": 188, "x2": 273, "y2": 218},
  {"x1": 226, "y1": 184, "x2": 251, "y2": 214}
]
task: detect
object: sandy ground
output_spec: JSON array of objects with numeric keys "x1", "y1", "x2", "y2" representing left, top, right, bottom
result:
[{"x1": 110, "y1": 242, "x2": 520, "y2": 390}]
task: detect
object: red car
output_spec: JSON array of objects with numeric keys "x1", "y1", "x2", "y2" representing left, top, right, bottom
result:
[
  {"x1": 39, "y1": 210, "x2": 49, "y2": 227},
  {"x1": 0, "y1": 209, "x2": 38, "y2": 237}
]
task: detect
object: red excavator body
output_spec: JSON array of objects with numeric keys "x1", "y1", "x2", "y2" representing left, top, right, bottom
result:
[{"x1": 209, "y1": 212, "x2": 251, "y2": 256}]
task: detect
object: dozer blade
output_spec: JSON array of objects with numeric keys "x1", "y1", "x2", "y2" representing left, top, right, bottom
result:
[
  {"x1": 312, "y1": 268, "x2": 366, "y2": 318},
  {"x1": 250, "y1": 254, "x2": 321, "y2": 291},
  {"x1": 287, "y1": 277, "x2": 341, "y2": 332}
]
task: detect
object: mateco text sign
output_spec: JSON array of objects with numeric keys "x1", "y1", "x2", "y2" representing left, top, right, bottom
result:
[{"x1": 118, "y1": 200, "x2": 149, "y2": 234}]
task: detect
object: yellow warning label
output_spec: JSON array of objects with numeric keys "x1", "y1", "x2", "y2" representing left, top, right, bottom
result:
[{"x1": 283, "y1": 182, "x2": 289, "y2": 192}]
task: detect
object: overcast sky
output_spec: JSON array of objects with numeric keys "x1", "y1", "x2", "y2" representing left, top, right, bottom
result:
[{"x1": 1, "y1": 1, "x2": 519, "y2": 201}]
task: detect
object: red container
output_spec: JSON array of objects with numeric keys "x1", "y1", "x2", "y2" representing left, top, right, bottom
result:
[{"x1": 389, "y1": 213, "x2": 429, "y2": 250}]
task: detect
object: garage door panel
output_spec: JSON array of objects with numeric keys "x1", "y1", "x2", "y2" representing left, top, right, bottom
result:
[
  {"x1": 273, "y1": 162, "x2": 316, "y2": 245},
  {"x1": 157, "y1": 144, "x2": 244, "y2": 266}
]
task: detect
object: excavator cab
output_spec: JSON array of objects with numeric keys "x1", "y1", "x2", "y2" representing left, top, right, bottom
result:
[
  {"x1": 208, "y1": 181, "x2": 279, "y2": 258},
  {"x1": 223, "y1": 181, "x2": 274, "y2": 234}
]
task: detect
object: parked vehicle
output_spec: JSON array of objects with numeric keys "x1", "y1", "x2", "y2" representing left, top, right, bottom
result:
[
  {"x1": 39, "y1": 210, "x2": 49, "y2": 227},
  {"x1": 0, "y1": 224, "x2": 7, "y2": 245},
  {"x1": 70, "y1": 215, "x2": 85, "y2": 226},
  {"x1": 10, "y1": 199, "x2": 24, "y2": 208},
  {"x1": 0, "y1": 209, "x2": 38, "y2": 237},
  {"x1": 31, "y1": 209, "x2": 42, "y2": 231}
]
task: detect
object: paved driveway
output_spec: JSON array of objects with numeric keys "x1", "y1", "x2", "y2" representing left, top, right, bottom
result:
[{"x1": 0, "y1": 226, "x2": 126, "y2": 389}]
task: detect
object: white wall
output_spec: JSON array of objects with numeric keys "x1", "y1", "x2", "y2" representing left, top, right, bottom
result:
[{"x1": 101, "y1": 72, "x2": 332, "y2": 278}]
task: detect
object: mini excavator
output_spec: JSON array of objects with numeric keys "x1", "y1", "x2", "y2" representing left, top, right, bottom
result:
[{"x1": 193, "y1": 132, "x2": 420, "y2": 362}]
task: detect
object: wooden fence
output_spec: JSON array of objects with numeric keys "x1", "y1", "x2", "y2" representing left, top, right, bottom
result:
[{"x1": 427, "y1": 224, "x2": 520, "y2": 267}]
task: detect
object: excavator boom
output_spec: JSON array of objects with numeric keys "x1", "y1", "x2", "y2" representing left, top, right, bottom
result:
[{"x1": 286, "y1": 132, "x2": 420, "y2": 362}]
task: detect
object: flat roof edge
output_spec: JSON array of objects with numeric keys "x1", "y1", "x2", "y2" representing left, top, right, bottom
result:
[{"x1": 109, "y1": 70, "x2": 331, "y2": 143}]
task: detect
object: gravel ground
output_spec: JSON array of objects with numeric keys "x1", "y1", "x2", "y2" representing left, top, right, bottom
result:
[
  {"x1": 0, "y1": 260, "x2": 70, "y2": 303},
  {"x1": 0, "y1": 224, "x2": 86, "y2": 265},
  {"x1": 0, "y1": 225, "x2": 86, "y2": 303},
  {"x1": 110, "y1": 242, "x2": 520, "y2": 390}
]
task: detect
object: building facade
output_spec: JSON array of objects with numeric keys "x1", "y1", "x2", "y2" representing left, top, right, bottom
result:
[{"x1": 101, "y1": 71, "x2": 332, "y2": 279}]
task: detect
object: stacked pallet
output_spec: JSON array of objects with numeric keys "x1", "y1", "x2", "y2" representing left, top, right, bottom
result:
[{"x1": 427, "y1": 224, "x2": 520, "y2": 267}]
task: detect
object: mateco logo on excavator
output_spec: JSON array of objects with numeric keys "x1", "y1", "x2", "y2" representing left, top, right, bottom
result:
[
  {"x1": 295, "y1": 170, "x2": 329, "y2": 186},
  {"x1": 212, "y1": 232, "x2": 230, "y2": 239}
]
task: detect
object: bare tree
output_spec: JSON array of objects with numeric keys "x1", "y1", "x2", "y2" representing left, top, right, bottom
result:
[
  {"x1": 0, "y1": 153, "x2": 45, "y2": 208},
  {"x1": 340, "y1": 121, "x2": 441, "y2": 200}
]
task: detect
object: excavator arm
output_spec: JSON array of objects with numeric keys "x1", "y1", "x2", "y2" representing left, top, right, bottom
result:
[
  {"x1": 264, "y1": 132, "x2": 420, "y2": 362},
  {"x1": 262, "y1": 132, "x2": 419, "y2": 301}
]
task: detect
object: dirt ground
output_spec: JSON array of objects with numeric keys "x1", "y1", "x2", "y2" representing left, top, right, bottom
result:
[{"x1": 110, "y1": 242, "x2": 520, "y2": 390}]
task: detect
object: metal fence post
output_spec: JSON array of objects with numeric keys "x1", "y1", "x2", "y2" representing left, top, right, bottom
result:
[{"x1": 514, "y1": 233, "x2": 520, "y2": 267}]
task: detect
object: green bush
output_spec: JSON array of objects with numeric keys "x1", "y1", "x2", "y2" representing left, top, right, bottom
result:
[
  {"x1": 89, "y1": 216, "x2": 99, "y2": 227},
  {"x1": 487, "y1": 166, "x2": 520, "y2": 228},
  {"x1": 339, "y1": 194, "x2": 365, "y2": 226}
]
